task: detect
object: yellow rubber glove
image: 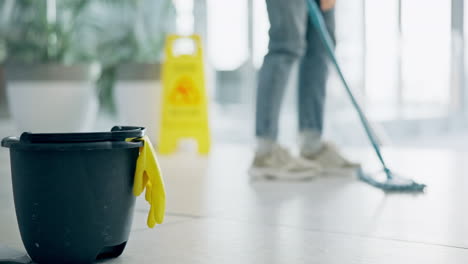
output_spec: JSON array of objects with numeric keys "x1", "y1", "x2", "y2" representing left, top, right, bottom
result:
[{"x1": 133, "y1": 136, "x2": 166, "y2": 228}]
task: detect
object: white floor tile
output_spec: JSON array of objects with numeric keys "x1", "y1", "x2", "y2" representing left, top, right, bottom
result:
[
  {"x1": 157, "y1": 144, "x2": 468, "y2": 248},
  {"x1": 108, "y1": 218, "x2": 468, "y2": 264},
  {"x1": 1, "y1": 119, "x2": 468, "y2": 263}
]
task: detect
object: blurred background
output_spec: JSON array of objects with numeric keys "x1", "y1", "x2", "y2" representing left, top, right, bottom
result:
[
  {"x1": 207, "y1": 0, "x2": 468, "y2": 149},
  {"x1": 2, "y1": 1, "x2": 468, "y2": 262},
  {"x1": 0, "y1": 0, "x2": 467, "y2": 150}
]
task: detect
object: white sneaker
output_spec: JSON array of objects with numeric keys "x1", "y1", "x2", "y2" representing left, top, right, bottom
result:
[
  {"x1": 249, "y1": 145, "x2": 322, "y2": 181},
  {"x1": 301, "y1": 142, "x2": 360, "y2": 176}
]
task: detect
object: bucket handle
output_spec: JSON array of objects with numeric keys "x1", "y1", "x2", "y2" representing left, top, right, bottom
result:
[
  {"x1": 1, "y1": 137, "x2": 19, "y2": 148},
  {"x1": 17, "y1": 127, "x2": 146, "y2": 144},
  {"x1": 110, "y1": 126, "x2": 146, "y2": 140}
]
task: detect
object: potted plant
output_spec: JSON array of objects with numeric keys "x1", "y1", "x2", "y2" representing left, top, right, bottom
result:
[
  {"x1": 114, "y1": 63, "x2": 162, "y2": 143},
  {"x1": 0, "y1": 0, "x2": 99, "y2": 133},
  {"x1": 0, "y1": 66, "x2": 6, "y2": 117},
  {"x1": 85, "y1": 0, "x2": 175, "y2": 142}
]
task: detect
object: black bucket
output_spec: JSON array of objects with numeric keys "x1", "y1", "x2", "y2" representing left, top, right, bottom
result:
[{"x1": 1, "y1": 126, "x2": 145, "y2": 264}]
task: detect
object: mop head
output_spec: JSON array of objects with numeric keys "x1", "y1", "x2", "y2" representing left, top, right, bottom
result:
[
  {"x1": 305, "y1": 0, "x2": 427, "y2": 193},
  {"x1": 357, "y1": 168, "x2": 426, "y2": 192}
]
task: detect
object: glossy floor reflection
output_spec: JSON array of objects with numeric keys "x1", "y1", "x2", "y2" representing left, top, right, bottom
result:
[{"x1": 1, "y1": 120, "x2": 468, "y2": 263}]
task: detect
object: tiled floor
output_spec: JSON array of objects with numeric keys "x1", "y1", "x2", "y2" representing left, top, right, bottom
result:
[{"x1": 1, "y1": 119, "x2": 468, "y2": 263}]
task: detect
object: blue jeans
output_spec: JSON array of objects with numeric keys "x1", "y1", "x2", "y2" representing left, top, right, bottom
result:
[{"x1": 255, "y1": 0, "x2": 335, "y2": 140}]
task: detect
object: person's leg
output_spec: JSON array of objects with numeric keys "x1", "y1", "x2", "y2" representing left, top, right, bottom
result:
[
  {"x1": 298, "y1": 7, "x2": 359, "y2": 172},
  {"x1": 251, "y1": 0, "x2": 322, "y2": 180},
  {"x1": 255, "y1": 0, "x2": 308, "y2": 153},
  {"x1": 298, "y1": 6, "x2": 335, "y2": 155}
]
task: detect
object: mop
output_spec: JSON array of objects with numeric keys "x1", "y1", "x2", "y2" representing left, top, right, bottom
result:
[{"x1": 306, "y1": 0, "x2": 426, "y2": 192}]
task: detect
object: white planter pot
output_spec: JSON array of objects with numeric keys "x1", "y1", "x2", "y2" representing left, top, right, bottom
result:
[
  {"x1": 115, "y1": 64, "x2": 161, "y2": 143},
  {"x1": 5, "y1": 64, "x2": 99, "y2": 133},
  {"x1": 0, "y1": 67, "x2": 6, "y2": 117}
]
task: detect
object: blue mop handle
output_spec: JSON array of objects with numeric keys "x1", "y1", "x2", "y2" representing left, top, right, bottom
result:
[{"x1": 305, "y1": 0, "x2": 391, "y2": 175}]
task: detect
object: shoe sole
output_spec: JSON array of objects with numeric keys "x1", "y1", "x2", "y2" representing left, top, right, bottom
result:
[
  {"x1": 249, "y1": 167, "x2": 320, "y2": 181},
  {"x1": 322, "y1": 166, "x2": 360, "y2": 177}
]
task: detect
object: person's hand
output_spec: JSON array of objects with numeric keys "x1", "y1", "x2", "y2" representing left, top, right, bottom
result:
[{"x1": 320, "y1": 0, "x2": 336, "y2": 11}]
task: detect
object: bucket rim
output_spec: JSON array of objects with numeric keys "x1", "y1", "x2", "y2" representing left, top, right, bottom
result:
[{"x1": 1, "y1": 126, "x2": 146, "y2": 150}]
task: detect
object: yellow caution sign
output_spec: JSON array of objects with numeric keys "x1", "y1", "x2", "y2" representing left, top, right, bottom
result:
[{"x1": 158, "y1": 35, "x2": 210, "y2": 155}]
